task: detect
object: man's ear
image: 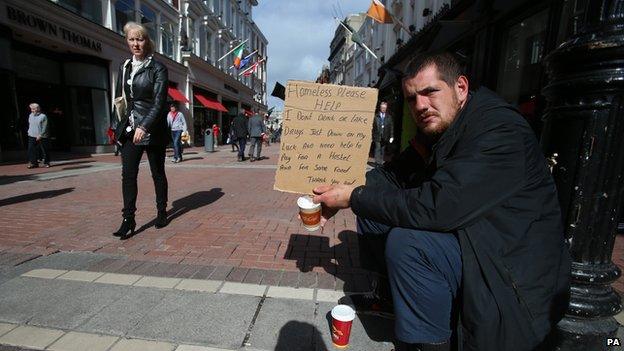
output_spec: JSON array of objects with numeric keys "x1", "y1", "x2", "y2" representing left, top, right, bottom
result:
[{"x1": 456, "y1": 75, "x2": 469, "y2": 105}]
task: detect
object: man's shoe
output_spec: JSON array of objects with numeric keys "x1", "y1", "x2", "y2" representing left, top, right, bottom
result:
[
  {"x1": 44, "y1": 163, "x2": 51, "y2": 168},
  {"x1": 171, "y1": 158, "x2": 177, "y2": 163},
  {"x1": 250, "y1": 157, "x2": 256, "y2": 162},
  {"x1": 340, "y1": 293, "x2": 394, "y2": 319},
  {"x1": 27, "y1": 163, "x2": 38, "y2": 169},
  {"x1": 237, "y1": 155, "x2": 243, "y2": 162},
  {"x1": 155, "y1": 210, "x2": 168, "y2": 228}
]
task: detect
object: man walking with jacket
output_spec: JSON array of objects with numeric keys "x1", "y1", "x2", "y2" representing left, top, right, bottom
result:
[
  {"x1": 372, "y1": 101, "x2": 394, "y2": 166},
  {"x1": 247, "y1": 112, "x2": 266, "y2": 162},
  {"x1": 312, "y1": 52, "x2": 570, "y2": 351},
  {"x1": 232, "y1": 113, "x2": 249, "y2": 162}
]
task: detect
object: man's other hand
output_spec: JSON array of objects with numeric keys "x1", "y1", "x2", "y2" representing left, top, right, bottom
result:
[{"x1": 312, "y1": 185, "x2": 355, "y2": 226}]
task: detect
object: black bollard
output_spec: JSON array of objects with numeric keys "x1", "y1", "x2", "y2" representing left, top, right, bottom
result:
[{"x1": 541, "y1": 1, "x2": 623, "y2": 350}]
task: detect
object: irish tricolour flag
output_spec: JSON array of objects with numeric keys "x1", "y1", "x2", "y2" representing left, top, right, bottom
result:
[{"x1": 233, "y1": 43, "x2": 245, "y2": 69}]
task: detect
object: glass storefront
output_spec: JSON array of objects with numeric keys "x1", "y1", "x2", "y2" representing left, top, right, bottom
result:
[{"x1": 497, "y1": 9, "x2": 548, "y2": 134}]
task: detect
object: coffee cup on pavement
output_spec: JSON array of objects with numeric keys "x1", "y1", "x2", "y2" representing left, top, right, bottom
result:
[
  {"x1": 297, "y1": 195, "x2": 321, "y2": 231},
  {"x1": 331, "y1": 304, "x2": 356, "y2": 348}
]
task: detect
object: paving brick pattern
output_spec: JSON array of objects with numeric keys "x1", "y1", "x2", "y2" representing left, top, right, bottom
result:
[
  {"x1": 0, "y1": 145, "x2": 622, "y2": 295},
  {"x1": 0, "y1": 146, "x2": 372, "y2": 292}
]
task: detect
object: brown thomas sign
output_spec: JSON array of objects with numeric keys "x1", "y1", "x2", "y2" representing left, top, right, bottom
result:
[{"x1": 6, "y1": 5, "x2": 103, "y2": 53}]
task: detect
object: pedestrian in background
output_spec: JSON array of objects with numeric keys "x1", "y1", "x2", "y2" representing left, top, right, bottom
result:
[
  {"x1": 111, "y1": 21, "x2": 169, "y2": 240},
  {"x1": 232, "y1": 112, "x2": 248, "y2": 162},
  {"x1": 27, "y1": 102, "x2": 50, "y2": 169},
  {"x1": 228, "y1": 120, "x2": 239, "y2": 153},
  {"x1": 247, "y1": 112, "x2": 266, "y2": 162},
  {"x1": 372, "y1": 101, "x2": 394, "y2": 166},
  {"x1": 167, "y1": 103, "x2": 187, "y2": 163},
  {"x1": 212, "y1": 124, "x2": 220, "y2": 149}
]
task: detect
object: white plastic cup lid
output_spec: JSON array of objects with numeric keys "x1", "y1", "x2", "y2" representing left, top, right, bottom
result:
[
  {"x1": 297, "y1": 195, "x2": 320, "y2": 210},
  {"x1": 331, "y1": 304, "x2": 356, "y2": 322}
]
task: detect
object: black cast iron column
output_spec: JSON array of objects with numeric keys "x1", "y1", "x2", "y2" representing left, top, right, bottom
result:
[{"x1": 541, "y1": 1, "x2": 623, "y2": 350}]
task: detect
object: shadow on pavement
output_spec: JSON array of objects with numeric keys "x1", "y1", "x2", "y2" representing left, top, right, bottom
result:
[
  {"x1": 61, "y1": 165, "x2": 93, "y2": 171},
  {"x1": 285, "y1": 232, "x2": 395, "y2": 345},
  {"x1": 0, "y1": 188, "x2": 75, "y2": 207},
  {"x1": 132, "y1": 188, "x2": 224, "y2": 236},
  {"x1": 275, "y1": 320, "x2": 328, "y2": 351}
]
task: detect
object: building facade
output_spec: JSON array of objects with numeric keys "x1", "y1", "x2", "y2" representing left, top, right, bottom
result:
[{"x1": 0, "y1": 0, "x2": 267, "y2": 160}]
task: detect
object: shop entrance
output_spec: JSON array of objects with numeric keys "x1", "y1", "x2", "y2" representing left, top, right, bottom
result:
[{"x1": 15, "y1": 77, "x2": 70, "y2": 151}]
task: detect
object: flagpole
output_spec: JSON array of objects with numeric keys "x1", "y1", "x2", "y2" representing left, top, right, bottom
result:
[
  {"x1": 239, "y1": 58, "x2": 265, "y2": 76},
  {"x1": 335, "y1": 18, "x2": 379, "y2": 60},
  {"x1": 217, "y1": 39, "x2": 249, "y2": 62}
]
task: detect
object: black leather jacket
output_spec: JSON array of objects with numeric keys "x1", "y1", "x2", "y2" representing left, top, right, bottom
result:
[{"x1": 113, "y1": 57, "x2": 169, "y2": 145}]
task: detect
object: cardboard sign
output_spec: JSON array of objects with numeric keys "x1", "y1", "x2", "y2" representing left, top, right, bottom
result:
[{"x1": 274, "y1": 80, "x2": 378, "y2": 194}]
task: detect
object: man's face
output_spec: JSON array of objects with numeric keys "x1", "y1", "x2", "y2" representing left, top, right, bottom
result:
[
  {"x1": 30, "y1": 106, "x2": 40, "y2": 114},
  {"x1": 379, "y1": 103, "x2": 387, "y2": 113},
  {"x1": 402, "y1": 64, "x2": 468, "y2": 138}
]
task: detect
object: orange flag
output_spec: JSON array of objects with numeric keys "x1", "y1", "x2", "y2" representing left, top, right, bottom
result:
[{"x1": 367, "y1": 0, "x2": 393, "y2": 24}]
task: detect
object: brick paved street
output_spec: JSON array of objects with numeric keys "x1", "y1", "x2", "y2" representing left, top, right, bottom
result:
[
  {"x1": 0, "y1": 144, "x2": 372, "y2": 293},
  {"x1": 0, "y1": 143, "x2": 622, "y2": 295}
]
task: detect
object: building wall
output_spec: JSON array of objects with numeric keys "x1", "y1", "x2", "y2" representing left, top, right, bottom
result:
[{"x1": 0, "y1": 0, "x2": 268, "y2": 159}]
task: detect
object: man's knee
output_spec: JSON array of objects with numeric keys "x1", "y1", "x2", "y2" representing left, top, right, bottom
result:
[{"x1": 385, "y1": 228, "x2": 432, "y2": 266}]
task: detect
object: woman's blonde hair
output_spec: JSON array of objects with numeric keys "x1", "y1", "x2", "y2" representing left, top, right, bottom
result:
[{"x1": 123, "y1": 21, "x2": 154, "y2": 56}]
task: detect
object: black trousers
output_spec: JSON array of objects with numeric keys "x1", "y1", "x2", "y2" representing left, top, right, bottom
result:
[{"x1": 121, "y1": 142, "x2": 168, "y2": 218}]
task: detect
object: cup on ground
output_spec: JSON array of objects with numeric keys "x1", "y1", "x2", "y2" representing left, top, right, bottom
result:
[
  {"x1": 297, "y1": 195, "x2": 321, "y2": 231},
  {"x1": 331, "y1": 304, "x2": 356, "y2": 348}
]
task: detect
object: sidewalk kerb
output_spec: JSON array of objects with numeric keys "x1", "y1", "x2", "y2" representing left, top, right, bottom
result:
[
  {"x1": 0, "y1": 322, "x2": 18, "y2": 338},
  {"x1": 174, "y1": 278, "x2": 221, "y2": 293},
  {"x1": 94, "y1": 273, "x2": 142, "y2": 286},
  {"x1": 22, "y1": 269, "x2": 68, "y2": 279},
  {"x1": 47, "y1": 331, "x2": 119, "y2": 351},
  {"x1": 218, "y1": 282, "x2": 267, "y2": 297},
  {"x1": 266, "y1": 286, "x2": 314, "y2": 300},
  {"x1": 315, "y1": 289, "x2": 348, "y2": 303},
  {"x1": 0, "y1": 325, "x2": 65, "y2": 349},
  {"x1": 57, "y1": 270, "x2": 106, "y2": 282},
  {"x1": 133, "y1": 276, "x2": 182, "y2": 289}
]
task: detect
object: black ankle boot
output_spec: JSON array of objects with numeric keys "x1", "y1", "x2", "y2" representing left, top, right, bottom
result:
[
  {"x1": 155, "y1": 210, "x2": 168, "y2": 228},
  {"x1": 113, "y1": 217, "x2": 135, "y2": 239}
]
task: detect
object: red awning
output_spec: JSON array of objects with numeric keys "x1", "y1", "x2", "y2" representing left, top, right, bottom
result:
[
  {"x1": 244, "y1": 109, "x2": 253, "y2": 116},
  {"x1": 194, "y1": 93, "x2": 228, "y2": 112},
  {"x1": 167, "y1": 87, "x2": 189, "y2": 103}
]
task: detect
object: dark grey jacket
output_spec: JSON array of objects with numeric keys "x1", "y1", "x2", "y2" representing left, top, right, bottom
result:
[
  {"x1": 113, "y1": 57, "x2": 169, "y2": 145},
  {"x1": 232, "y1": 114, "x2": 249, "y2": 139},
  {"x1": 351, "y1": 88, "x2": 571, "y2": 351},
  {"x1": 247, "y1": 115, "x2": 266, "y2": 137},
  {"x1": 372, "y1": 112, "x2": 394, "y2": 144}
]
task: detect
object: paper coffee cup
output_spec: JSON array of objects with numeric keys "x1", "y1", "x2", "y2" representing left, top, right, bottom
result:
[
  {"x1": 297, "y1": 196, "x2": 321, "y2": 231},
  {"x1": 331, "y1": 304, "x2": 356, "y2": 348}
]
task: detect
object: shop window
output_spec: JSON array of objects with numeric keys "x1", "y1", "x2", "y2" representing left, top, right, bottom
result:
[
  {"x1": 70, "y1": 87, "x2": 95, "y2": 146},
  {"x1": 54, "y1": 0, "x2": 103, "y2": 25},
  {"x1": 161, "y1": 22, "x2": 175, "y2": 59},
  {"x1": 115, "y1": 0, "x2": 134, "y2": 35},
  {"x1": 556, "y1": 0, "x2": 588, "y2": 45},
  {"x1": 140, "y1": 4, "x2": 157, "y2": 43},
  {"x1": 497, "y1": 9, "x2": 548, "y2": 132}
]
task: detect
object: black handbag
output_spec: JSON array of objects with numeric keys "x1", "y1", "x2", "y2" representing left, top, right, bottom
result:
[{"x1": 114, "y1": 117, "x2": 131, "y2": 145}]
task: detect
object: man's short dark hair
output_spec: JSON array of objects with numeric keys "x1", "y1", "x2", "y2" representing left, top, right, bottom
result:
[{"x1": 403, "y1": 52, "x2": 465, "y2": 87}]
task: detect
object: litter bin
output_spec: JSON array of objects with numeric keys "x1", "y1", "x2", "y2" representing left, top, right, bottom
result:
[{"x1": 204, "y1": 129, "x2": 214, "y2": 152}]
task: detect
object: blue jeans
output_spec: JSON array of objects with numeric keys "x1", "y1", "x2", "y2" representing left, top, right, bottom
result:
[
  {"x1": 237, "y1": 137, "x2": 247, "y2": 158},
  {"x1": 171, "y1": 130, "x2": 183, "y2": 160},
  {"x1": 357, "y1": 217, "x2": 462, "y2": 344}
]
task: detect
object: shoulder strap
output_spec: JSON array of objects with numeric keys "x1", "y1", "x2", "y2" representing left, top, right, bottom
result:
[{"x1": 121, "y1": 59, "x2": 130, "y2": 100}]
